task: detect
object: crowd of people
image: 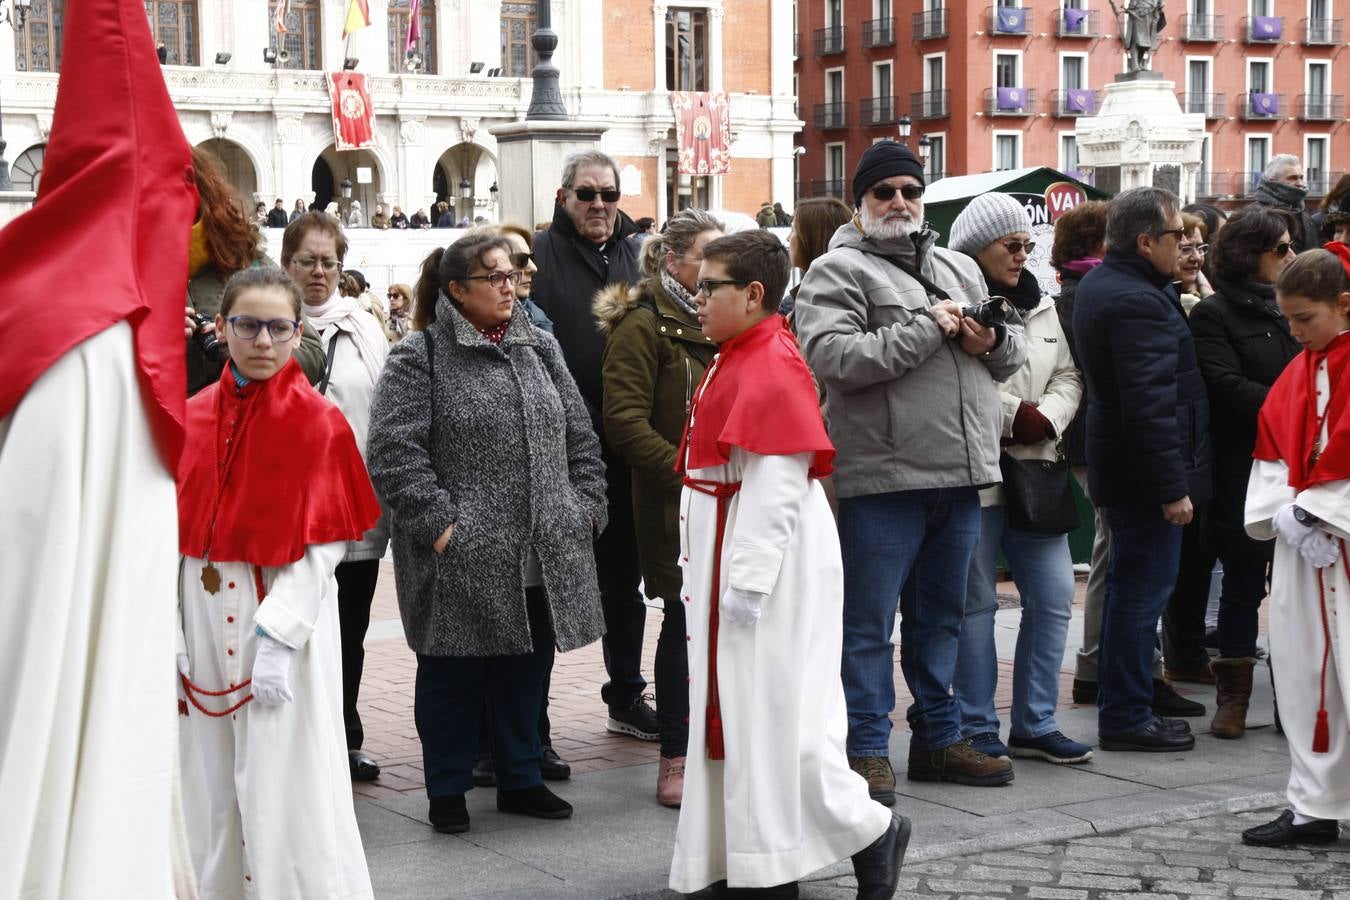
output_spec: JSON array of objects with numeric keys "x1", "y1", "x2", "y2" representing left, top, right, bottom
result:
[{"x1": 254, "y1": 196, "x2": 499, "y2": 231}]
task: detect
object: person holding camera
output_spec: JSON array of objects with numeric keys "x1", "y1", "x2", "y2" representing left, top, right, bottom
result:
[
  {"x1": 794, "y1": 141, "x2": 1027, "y2": 804},
  {"x1": 947, "y1": 193, "x2": 1091, "y2": 767}
]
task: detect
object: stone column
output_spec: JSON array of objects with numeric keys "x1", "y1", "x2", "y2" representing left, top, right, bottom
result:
[
  {"x1": 398, "y1": 116, "x2": 431, "y2": 215},
  {"x1": 273, "y1": 113, "x2": 309, "y2": 207}
]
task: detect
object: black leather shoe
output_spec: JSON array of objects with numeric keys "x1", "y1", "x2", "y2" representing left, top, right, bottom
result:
[
  {"x1": 348, "y1": 749, "x2": 380, "y2": 782},
  {"x1": 1153, "y1": 678, "x2": 1205, "y2": 717},
  {"x1": 497, "y1": 784, "x2": 573, "y2": 819},
  {"x1": 428, "y1": 794, "x2": 469, "y2": 834},
  {"x1": 1100, "y1": 717, "x2": 1197, "y2": 752},
  {"x1": 1157, "y1": 716, "x2": 1192, "y2": 735},
  {"x1": 852, "y1": 810, "x2": 912, "y2": 900},
  {"x1": 702, "y1": 881, "x2": 800, "y2": 898},
  {"x1": 1242, "y1": 809, "x2": 1340, "y2": 846},
  {"x1": 540, "y1": 745, "x2": 571, "y2": 781},
  {"x1": 1072, "y1": 679, "x2": 1098, "y2": 705},
  {"x1": 472, "y1": 753, "x2": 496, "y2": 787}
]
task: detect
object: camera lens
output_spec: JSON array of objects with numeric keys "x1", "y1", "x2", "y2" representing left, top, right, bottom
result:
[{"x1": 192, "y1": 313, "x2": 230, "y2": 363}]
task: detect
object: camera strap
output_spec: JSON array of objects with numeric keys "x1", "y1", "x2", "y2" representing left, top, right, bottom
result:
[
  {"x1": 317, "y1": 331, "x2": 340, "y2": 396},
  {"x1": 880, "y1": 255, "x2": 951, "y2": 304}
]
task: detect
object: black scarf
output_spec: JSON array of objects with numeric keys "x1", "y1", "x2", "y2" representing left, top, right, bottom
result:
[{"x1": 986, "y1": 266, "x2": 1042, "y2": 312}]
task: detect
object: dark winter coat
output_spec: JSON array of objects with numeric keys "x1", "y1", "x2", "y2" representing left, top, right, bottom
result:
[
  {"x1": 1054, "y1": 270, "x2": 1088, "y2": 468},
  {"x1": 266, "y1": 207, "x2": 289, "y2": 228},
  {"x1": 1073, "y1": 251, "x2": 1212, "y2": 509},
  {"x1": 530, "y1": 203, "x2": 643, "y2": 440},
  {"x1": 1250, "y1": 180, "x2": 1322, "y2": 253},
  {"x1": 595, "y1": 279, "x2": 716, "y2": 600},
  {"x1": 366, "y1": 296, "x2": 608, "y2": 657},
  {"x1": 1187, "y1": 278, "x2": 1300, "y2": 532}
]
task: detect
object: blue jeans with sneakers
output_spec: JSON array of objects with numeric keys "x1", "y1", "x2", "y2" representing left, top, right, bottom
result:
[
  {"x1": 954, "y1": 504, "x2": 1076, "y2": 740},
  {"x1": 839, "y1": 487, "x2": 982, "y2": 756}
]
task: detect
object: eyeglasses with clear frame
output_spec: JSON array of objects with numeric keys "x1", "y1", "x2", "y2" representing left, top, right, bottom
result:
[
  {"x1": 290, "y1": 255, "x2": 342, "y2": 272},
  {"x1": 460, "y1": 270, "x2": 524, "y2": 289},
  {"x1": 226, "y1": 315, "x2": 301, "y2": 342},
  {"x1": 1178, "y1": 242, "x2": 1210, "y2": 258}
]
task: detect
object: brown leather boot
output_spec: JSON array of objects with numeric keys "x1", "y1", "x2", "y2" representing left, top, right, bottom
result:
[{"x1": 1210, "y1": 657, "x2": 1257, "y2": 739}]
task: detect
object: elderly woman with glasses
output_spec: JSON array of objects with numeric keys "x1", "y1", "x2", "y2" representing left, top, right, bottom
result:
[
  {"x1": 366, "y1": 232, "x2": 607, "y2": 835},
  {"x1": 1184, "y1": 206, "x2": 1302, "y2": 740},
  {"x1": 1174, "y1": 212, "x2": 1216, "y2": 314}
]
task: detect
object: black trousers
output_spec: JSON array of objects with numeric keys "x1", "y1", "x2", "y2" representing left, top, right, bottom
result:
[
  {"x1": 654, "y1": 595, "x2": 690, "y2": 759},
  {"x1": 596, "y1": 449, "x2": 648, "y2": 710},
  {"x1": 1161, "y1": 510, "x2": 1216, "y2": 671},
  {"x1": 418, "y1": 587, "x2": 556, "y2": 798},
  {"x1": 335, "y1": 558, "x2": 380, "y2": 751}
]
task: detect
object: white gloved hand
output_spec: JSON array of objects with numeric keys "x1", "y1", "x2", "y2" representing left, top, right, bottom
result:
[
  {"x1": 251, "y1": 634, "x2": 295, "y2": 706},
  {"x1": 176, "y1": 653, "x2": 191, "y2": 702},
  {"x1": 1272, "y1": 504, "x2": 1314, "y2": 548},
  {"x1": 1301, "y1": 529, "x2": 1340, "y2": 569},
  {"x1": 720, "y1": 587, "x2": 767, "y2": 627}
]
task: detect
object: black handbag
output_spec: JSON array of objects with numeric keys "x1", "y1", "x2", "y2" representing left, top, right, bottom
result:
[{"x1": 999, "y1": 447, "x2": 1080, "y2": 536}]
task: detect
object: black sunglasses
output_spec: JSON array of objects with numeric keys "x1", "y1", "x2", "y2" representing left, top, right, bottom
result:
[
  {"x1": 510, "y1": 251, "x2": 535, "y2": 269},
  {"x1": 696, "y1": 279, "x2": 750, "y2": 296},
  {"x1": 1155, "y1": 227, "x2": 1187, "y2": 240},
  {"x1": 573, "y1": 187, "x2": 622, "y2": 203},
  {"x1": 871, "y1": 183, "x2": 925, "y2": 202},
  {"x1": 1267, "y1": 242, "x2": 1294, "y2": 257}
]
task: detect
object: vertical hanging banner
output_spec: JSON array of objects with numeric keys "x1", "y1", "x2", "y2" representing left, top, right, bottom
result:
[
  {"x1": 670, "y1": 92, "x2": 732, "y2": 176},
  {"x1": 328, "y1": 72, "x2": 376, "y2": 150},
  {"x1": 406, "y1": 0, "x2": 423, "y2": 53}
]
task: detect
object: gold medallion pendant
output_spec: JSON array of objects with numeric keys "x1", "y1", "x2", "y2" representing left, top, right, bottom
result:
[{"x1": 200, "y1": 564, "x2": 222, "y2": 595}]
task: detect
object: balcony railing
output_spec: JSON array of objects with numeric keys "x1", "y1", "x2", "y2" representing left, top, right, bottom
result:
[
  {"x1": 1302, "y1": 17, "x2": 1343, "y2": 44},
  {"x1": 910, "y1": 89, "x2": 951, "y2": 119},
  {"x1": 988, "y1": 5, "x2": 1031, "y2": 35},
  {"x1": 1050, "y1": 88, "x2": 1098, "y2": 116},
  {"x1": 814, "y1": 25, "x2": 846, "y2": 55},
  {"x1": 813, "y1": 101, "x2": 849, "y2": 130},
  {"x1": 1307, "y1": 172, "x2": 1344, "y2": 198},
  {"x1": 986, "y1": 86, "x2": 1035, "y2": 116},
  {"x1": 805, "y1": 179, "x2": 848, "y2": 201},
  {"x1": 862, "y1": 17, "x2": 896, "y2": 47},
  {"x1": 1057, "y1": 7, "x2": 1100, "y2": 37},
  {"x1": 1240, "y1": 91, "x2": 1284, "y2": 120},
  {"x1": 913, "y1": 8, "x2": 949, "y2": 39},
  {"x1": 1179, "y1": 91, "x2": 1226, "y2": 119},
  {"x1": 1193, "y1": 171, "x2": 1222, "y2": 200},
  {"x1": 860, "y1": 96, "x2": 897, "y2": 126},
  {"x1": 1299, "y1": 94, "x2": 1344, "y2": 121},
  {"x1": 1242, "y1": 15, "x2": 1284, "y2": 42},
  {"x1": 1178, "y1": 13, "x2": 1223, "y2": 41}
]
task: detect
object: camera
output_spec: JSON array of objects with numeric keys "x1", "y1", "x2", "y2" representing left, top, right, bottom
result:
[
  {"x1": 191, "y1": 312, "x2": 230, "y2": 364},
  {"x1": 957, "y1": 296, "x2": 1010, "y2": 329}
]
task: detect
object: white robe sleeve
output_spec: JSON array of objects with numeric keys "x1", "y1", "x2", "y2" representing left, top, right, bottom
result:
[
  {"x1": 252, "y1": 541, "x2": 347, "y2": 649},
  {"x1": 726, "y1": 449, "x2": 812, "y2": 597},
  {"x1": 1296, "y1": 478, "x2": 1350, "y2": 543},
  {"x1": 1245, "y1": 459, "x2": 1297, "y2": 541}
]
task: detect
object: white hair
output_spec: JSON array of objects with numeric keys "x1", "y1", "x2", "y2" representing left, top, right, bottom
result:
[{"x1": 1264, "y1": 154, "x2": 1302, "y2": 178}]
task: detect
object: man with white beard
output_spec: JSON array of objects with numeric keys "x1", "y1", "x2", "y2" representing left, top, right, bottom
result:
[{"x1": 795, "y1": 142, "x2": 1028, "y2": 806}]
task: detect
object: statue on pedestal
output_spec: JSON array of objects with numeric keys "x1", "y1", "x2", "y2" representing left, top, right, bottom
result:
[{"x1": 1109, "y1": 0, "x2": 1166, "y2": 73}]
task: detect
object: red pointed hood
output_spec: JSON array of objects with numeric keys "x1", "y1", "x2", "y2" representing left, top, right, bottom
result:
[{"x1": 0, "y1": 0, "x2": 197, "y2": 468}]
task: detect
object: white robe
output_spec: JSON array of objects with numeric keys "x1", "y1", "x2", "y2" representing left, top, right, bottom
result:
[
  {"x1": 670, "y1": 446, "x2": 890, "y2": 892},
  {"x1": 0, "y1": 321, "x2": 192, "y2": 899},
  {"x1": 177, "y1": 541, "x2": 373, "y2": 899},
  {"x1": 1245, "y1": 353, "x2": 1350, "y2": 821}
]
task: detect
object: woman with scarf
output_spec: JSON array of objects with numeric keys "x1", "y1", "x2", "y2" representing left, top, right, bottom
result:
[
  {"x1": 386, "y1": 283, "x2": 414, "y2": 342},
  {"x1": 280, "y1": 212, "x2": 391, "y2": 783},
  {"x1": 949, "y1": 192, "x2": 1091, "y2": 767},
  {"x1": 593, "y1": 207, "x2": 723, "y2": 807}
]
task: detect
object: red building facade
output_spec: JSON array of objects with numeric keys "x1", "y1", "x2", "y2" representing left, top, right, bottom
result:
[{"x1": 794, "y1": 0, "x2": 1347, "y2": 206}]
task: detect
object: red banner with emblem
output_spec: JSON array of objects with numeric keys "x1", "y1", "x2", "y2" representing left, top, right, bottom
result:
[
  {"x1": 327, "y1": 73, "x2": 376, "y2": 151},
  {"x1": 671, "y1": 92, "x2": 731, "y2": 176}
]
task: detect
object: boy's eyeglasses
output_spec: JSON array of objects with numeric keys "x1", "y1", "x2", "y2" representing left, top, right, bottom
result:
[
  {"x1": 572, "y1": 187, "x2": 622, "y2": 203},
  {"x1": 1178, "y1": 243, "x2": 1210, "y2": 257},
  {"x1": 1267, "y1": 242, "x2": 1294, "y2": 258},
  {"x1": 1000, "y1": 239, "x2": 1036, "y2": 256},
  {"x1": 509, "y1": 252, "x2": 535, "y2": 269},
  {"x1": 291, "y1": 255, "x2": 342, "y2": 272},
  {"x1": 870, "y1": 183, "x2": 925, "y2": 202},
  {"x1": 226, "y1": 316, "x2": 300, "y2": 342},
  {"x1": 696, "y1": 279, "x2": 749, "y2": 296},
  {"x1": 461, "y1": 270, "x2": 524, "y2": 289}
]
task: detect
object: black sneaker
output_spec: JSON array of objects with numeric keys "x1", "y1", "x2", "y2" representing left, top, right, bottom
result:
[
  {"x1": 497, "y1": 784, "x2": 573, "y2": 819},
  {"x1": 429, "y1": 794, "x2": 469, "y2": 834},
  {"x1": 606, "y1": 694, "x2": 659, "y2": 741}
]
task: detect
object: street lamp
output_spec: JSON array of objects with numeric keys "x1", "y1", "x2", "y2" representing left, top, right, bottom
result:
[
  {"x1": 458, "y1": 177, "x2": 472, "y2": 200},
  {"x1": 0, "y1": 0, "x2": 32, "y2": 191},
  {"x1": 896, "y1": 114, "x2": 912, "y2": 142},
  {"x1": 918, "y1": 135, "x2": 932, "y2": 165}
]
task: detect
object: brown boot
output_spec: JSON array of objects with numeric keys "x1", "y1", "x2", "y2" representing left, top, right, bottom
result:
[{"x1": 1210, "y1": 657, "x2": 1257, "y2": 739}]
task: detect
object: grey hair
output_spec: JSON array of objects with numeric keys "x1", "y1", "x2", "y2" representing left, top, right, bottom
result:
[
  {"x1": 1264, "y1": 154, "x2": 1302, "y2": 178},
  {"x1": 1104, "y1": 186, "x2": 1181, "y2": 253},
  {"x1": 560, "y1": 149, "x2": 622, "y2": 190},
  {"x1": 639, "y1": 207, "x2": 725, "y2": 279}
]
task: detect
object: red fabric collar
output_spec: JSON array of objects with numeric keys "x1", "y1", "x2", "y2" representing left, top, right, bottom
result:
[
  {"x1": 177, "y1": 359, "x2": 381, "y2": 566},
  {"x1": 1254, "y1": 331, "x2": 1350, "y2": 490},
  {"x1": 676, "y1": 315, "x2": 834, "y2": 478}
]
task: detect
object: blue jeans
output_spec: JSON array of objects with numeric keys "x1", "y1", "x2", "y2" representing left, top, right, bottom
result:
[
  {"x1": 1099, "y1": 505, "x2": 1183, "y2": 735},
  {"x1": 954, "y1": 505, "x2": 1076, "y2": 740},
  {"x1": 839, "y1": 487, "x2": 981, "y2": 756}
]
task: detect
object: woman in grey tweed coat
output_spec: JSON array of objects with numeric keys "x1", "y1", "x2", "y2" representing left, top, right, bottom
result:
[{"x1": 366, "y1": 232, "x2": 607, "y2": 834}]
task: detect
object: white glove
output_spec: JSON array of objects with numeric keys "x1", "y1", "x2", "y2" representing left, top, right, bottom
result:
[
  {"x1": 1301, "y1": 529, "x2": 1340, "y2": 569},
  {"x1": 176, "y1": 653, "x2": 191, "y2": 702},
  {"x1": 1272, "y1": 504, "x2": 1312, "y2": 547},
  {"x1": 251, "y1": 634, "x2": 295, "y2": 706},
  {"x1": 720, "y1": 587, "x2": 767, "y2": 627}
]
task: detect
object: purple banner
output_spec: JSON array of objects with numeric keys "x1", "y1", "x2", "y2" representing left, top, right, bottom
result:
[
  {"x1": 995, "y1": 6, "x2": 1029, "y2": 32},
  {"x1": 1064, "y1": 88, "x2": 1095, "y2": 113},
  {"x1": 1251, "y1": 15, "x2": 1283, "y2": 39},
  {"x1": 1062, "y1": 7, "x2": 1089, "y2": 32},
  {"x1": 1250, "y1": 92, "x2": 1279, "y2": 116},
  {"x1": 997, "y1": 86, "x2": 1027, "y2": 110}
]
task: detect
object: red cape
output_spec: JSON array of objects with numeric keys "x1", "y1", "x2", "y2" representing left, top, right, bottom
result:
[
  {"x1": 1254, "y1": 331, "x2": 1350, "y2": 491},
  {"x1": 0, "y1": 0, "x2": 196, "y2": 469},
  {"x1": 178, "y1": 360, "x2": 381, "y2": 567},
  {"x1": 676, "y1": 315, "x2": 834, "y2": 478}
]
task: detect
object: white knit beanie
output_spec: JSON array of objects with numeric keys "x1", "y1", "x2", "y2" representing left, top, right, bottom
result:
[{"x1": 948, "y1": 192, "x2": 1033, "y2": 256}]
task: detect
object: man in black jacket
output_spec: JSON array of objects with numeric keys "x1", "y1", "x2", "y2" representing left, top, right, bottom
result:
[
  {"x1": 266, "y1": 198, "x2": 289, "y2": 229},
  {"x1": 531, "y1": 150, "x2": 657, "y2": 744},
  {"x1": 1073, "y1": 187, "x2": 1212, "y2": 753}
]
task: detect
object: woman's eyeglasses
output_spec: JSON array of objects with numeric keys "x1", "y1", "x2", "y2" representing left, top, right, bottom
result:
[
  {"x1": 870, "y1": 183, "x2": 925, "y2": 202},
  {"x1": 1178, "y1": 243, "x2": 1210, "y2": 257},
  {"x1": 291, "y1": 255, "x2": 342, "y2": 272},
  {"x1": 1000, "y1": 239, "x2": 1036, "y2": 256},
  {"x1": 573, "y1": 187, "x2": 622, "y2": 203},
  {"x1": 226, "y1": 316, "x2": 300, "y2": 342},
  {"x1": 1267, "y1": 242, "x2": 1293, "y2": 258},
  {"x1": 509, "y1": 252, "x2": 535, "y2": 269},
  {"x1": 461, "y1": 270, "x2": 524, "y2": 289}
]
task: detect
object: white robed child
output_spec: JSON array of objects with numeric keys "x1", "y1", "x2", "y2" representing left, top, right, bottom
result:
[
  {"x1": 670, "y1": 230, "x2": 910, "y2": 899},
  {"x1": 175, "y1": 267, "x2": 382, "y2": 897},
  {"x1": 1242, "y1": 244, "x2": 1350, "y2": 847}
]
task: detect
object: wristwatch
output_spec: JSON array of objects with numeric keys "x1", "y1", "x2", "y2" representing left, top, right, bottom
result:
[{"x1": 1292, "y1": 505, "x2": 1321, "y2": 527}]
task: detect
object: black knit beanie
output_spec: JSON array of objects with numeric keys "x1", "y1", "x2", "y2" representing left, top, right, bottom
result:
[{"x1": 851, "y1": 141, "x2": 925, "y2": 207}]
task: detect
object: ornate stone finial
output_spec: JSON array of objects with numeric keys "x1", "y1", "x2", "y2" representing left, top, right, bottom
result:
[
  {"x1": 35, "y1": 114, "x2": 54, "y2": 141},
  {"x1": 1109, "y1": 0, "x2": 1166, "y2": 75},
  {"x1": 526, "y1": 1, "x2": 568, "y2": 120},
  {"x1": 460, "y1": 117, "x2": 480, "y2": 144},
  {"x1": 211, "y1": 110, "x2": 233, "y2": 140}
]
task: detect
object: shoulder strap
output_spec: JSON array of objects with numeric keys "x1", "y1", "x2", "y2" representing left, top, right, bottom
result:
[
  {"x1": 880, "y1": 255, "x2": 952, "y2": 302},
  {"x1": 317, "y1": 331, "x2": 340, "y2": 396}
]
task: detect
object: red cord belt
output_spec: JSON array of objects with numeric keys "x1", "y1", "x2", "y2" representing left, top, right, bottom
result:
[{"x1": 178, "y1": 564, "x2": 266, "y2": 718}]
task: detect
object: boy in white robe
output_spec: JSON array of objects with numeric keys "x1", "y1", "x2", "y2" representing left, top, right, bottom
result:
[
  {"x1": 670, "y1": 230, "x2": 910, "y2": 898},
  {"x1": 1243, "y1": 245, "x2": 1350, "y2": 846}
]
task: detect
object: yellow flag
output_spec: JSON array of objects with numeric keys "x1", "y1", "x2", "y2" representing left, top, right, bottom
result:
[{"x1": 341, "y1": 0, "x2": 370, "y2": 38}]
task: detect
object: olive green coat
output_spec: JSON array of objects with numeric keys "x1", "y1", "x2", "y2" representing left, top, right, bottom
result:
[{"x1": 596, "y1": 279, "x2": 716, "y2": 600}]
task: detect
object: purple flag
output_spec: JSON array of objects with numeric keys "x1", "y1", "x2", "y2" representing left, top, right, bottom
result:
[
  {"x1": 1062, "y1": 8, "x2": 1089, "y2": 32},
  {"x1": 406, "y1": 0, "x2": 422, "y2": 54},
  {"x1": 1065, "y1": 88, "x2": 1094, "y2": 113},
  {"x1": 1251, "y1": 15, "x2": 1282, "y2": 39},
  {"x1": 997, "y1": 86, "x2": 1026, "y2": 111},
  {"x1": 995, "y1": 7, "x2": 1028, "y2": 32},
  {"x1": 1250, "y1": 92, "x2": 1279, "y2": 116}
]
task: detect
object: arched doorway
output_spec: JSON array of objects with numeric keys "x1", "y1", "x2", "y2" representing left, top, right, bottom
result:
[
  {"x1": 195, "y1": 139, "x2": 258, "y2": 209},
  {"x1": 433, "y1": 143, "x2": 497, "y2": 225},
  {"x1": 311, "y1": 156, "x2": 335, "y2": 211},
  {"x1": 11, "y1": 144, "x2": 45, "y2": 194},
  {"x1": 317, "y1": 145, "x2": 384, "y2": 223}
]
